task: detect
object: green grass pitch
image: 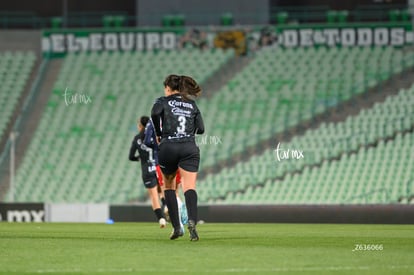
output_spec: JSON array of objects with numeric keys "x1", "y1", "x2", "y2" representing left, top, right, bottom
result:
[{"x1": 0, "y1": 222, "x2": 413, "y2": 274}]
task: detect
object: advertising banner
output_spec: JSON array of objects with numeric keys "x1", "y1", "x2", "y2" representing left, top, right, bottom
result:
[
  {"x1": 42, "y1": 23, "x2": 413, "y2": 57},
  {"x1": 0, "y1": 203, "x2": 45, "y2": 222}
]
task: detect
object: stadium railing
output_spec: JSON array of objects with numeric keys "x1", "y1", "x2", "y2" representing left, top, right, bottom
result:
[
  {"x1": 0, "y1": 4, "x2": 412, "y2": 28},
  {"x1": 0, "y1": 54, "x2": 46, "y2": 202}
]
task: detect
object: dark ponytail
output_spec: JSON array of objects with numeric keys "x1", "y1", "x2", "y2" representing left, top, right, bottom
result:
[{"x1": 179, "y1": 75, "x2": 202, "y2": 100}]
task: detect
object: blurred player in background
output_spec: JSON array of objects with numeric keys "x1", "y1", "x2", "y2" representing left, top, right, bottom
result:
[
  {"x1": 144, "y1": 118, "x2": 188, "y2": 230},
  {"x1": 151, "y1": 75, "x2": 204, "y2": 241},
  {"x1": 129, "y1": 116, "x2": 166, "y2": 228}
]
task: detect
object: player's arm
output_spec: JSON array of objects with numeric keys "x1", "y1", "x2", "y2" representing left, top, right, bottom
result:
[
  {"x1": 128, "y1": 135, "x2": 140, "y2": 161},
  {"x1": 194, "y1": 109, "x2": 205, "y2": 135},
  {"x1": 143, "y1": 121, "x2": 155, "y2": 148},
  {"x1": 151, "y1": 98, "x2": 163, "y2": 138}
]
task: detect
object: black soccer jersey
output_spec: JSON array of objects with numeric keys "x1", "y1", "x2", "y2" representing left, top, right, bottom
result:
[
  {"x1": 151, "y1": 94, "x2": 204, "y2": 142},
  {"x1": 129, "y1": 132, "x2": 157, "y2": 182}
]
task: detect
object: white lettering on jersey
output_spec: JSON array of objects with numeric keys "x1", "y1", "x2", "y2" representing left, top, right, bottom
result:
[{"x1": 168, "y1": 100, "x2": 194, "y2": 109}]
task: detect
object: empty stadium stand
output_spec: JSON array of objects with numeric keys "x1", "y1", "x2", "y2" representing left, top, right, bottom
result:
[
  {"x1": 2, "y1": 45, "x2": 414, "y2": 205},
  {"x1": 6, "y1": 49, "x2": 234, "y2": 203},
  {"x1": 197, "y1": 46, "x2": 414, "y2": 169},
  {"x1": 0, "y1": 51, "x2": 36, "y2": 142},
  {"x1": 203, "y1": 84, "x2": 414, "y2": 204}
]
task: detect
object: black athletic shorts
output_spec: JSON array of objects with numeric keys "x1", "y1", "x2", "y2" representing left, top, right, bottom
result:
[
  {"x1": 158, "y1": 140, "x2": 200, "y2": 175},
  {"x1": 142, "y1": 173, "x2": 158, "y2": 189}
]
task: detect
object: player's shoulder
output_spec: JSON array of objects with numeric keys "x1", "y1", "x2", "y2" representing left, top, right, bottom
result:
[
  {"x1": 154, "y1": 96, "x2": 167, "y2": 105},
  {"x1": 144, "y1": 120, "x2": 153, "y2": 129},
  {"x1": 188, "y1": 99, "x2": 200, "y2": 111},
  {"x1": 132, "y1": 133, "x2": 140, "y2": 142},
  {"x1": 137, "y1": 132, "x2": 144, "y2": 140},
  {"x1": 144, "y1": 121, "x2": 155, "y2": 136}
]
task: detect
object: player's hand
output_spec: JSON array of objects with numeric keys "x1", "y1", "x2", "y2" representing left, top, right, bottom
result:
[{"x1": 156, "y1": 136, "x2": 161, "y2": 144}]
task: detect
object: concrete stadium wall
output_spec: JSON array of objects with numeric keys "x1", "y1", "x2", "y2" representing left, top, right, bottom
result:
[
  {"x1": 44, "y1": 203, "x2": 109, "y2": 222},
  {"x1": 0, "y1": 30, "x2": 42, "y2": 53}
]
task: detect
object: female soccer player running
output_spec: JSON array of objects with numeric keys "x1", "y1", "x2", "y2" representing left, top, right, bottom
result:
[
  {"x1": 143, "y1": 118, "x2": 188, "y2": 229},
  {"x1": 151, "y1": 75, "x2": 204, "y2": 241},
  {"x1": 129, "y1": 116, "x2": 166, "y2": 228}
]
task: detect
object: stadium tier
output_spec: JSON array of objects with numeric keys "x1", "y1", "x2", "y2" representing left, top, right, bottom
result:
[
  {"x1": 5, "y1": 46, "x2": 414, "y2": 204},
  {"x1": 8, "y1": 49, "x2": 234, "y2": 203},
  {"x1": 224, "y1": 130, "x2": 414, "y2": 204},
  {"x1": 0, "y1": 51, "x2": 36, "y2": 141},
  {"x1": 197, "y1": 46, "x2": 414, "y2": 168},
  {"x1": 200, "y1": 83, "x2": 414, "y2": 204}
]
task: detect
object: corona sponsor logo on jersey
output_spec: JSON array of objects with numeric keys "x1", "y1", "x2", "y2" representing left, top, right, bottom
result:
[{"x1": 168, "y1": 100, "x2": 194, "y2": 109}]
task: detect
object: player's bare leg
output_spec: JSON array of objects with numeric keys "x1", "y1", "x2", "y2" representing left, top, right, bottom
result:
[{"x1": 156, "y1": 166, "x2": 167, "y2": 218}]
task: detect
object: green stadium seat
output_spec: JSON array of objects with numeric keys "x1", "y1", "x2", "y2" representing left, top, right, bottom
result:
[
  {"x1": 220, "y1": 13, "x2": 233, "y2": 26},
  {"x1": 337, "y1": 10, "x2": 349, "y2": 23},
  {"x1": 50, "y1": 17, "x2": 63, "y2": 29},
  {"x1": 173, "y1": 14, "x2": 185, "y2": 26},
  {"x1": 162, "y1": 15, "x2": 173, "y2": 27},
  {"x1": 276, "y1": 12, "x2": 288, "y2": 24},
  {"x1": 389, "y1": 9, "x2": 401, "y2": 22},
  {"x1": 102, "y1": 15, "x2": 114, "y2": 27},
  {"x1": 326, "y1": 10, "x2": 338, "y2": 23},
  {"x1": 113, "y1": 15, "x2": 126, "y2": 27}
]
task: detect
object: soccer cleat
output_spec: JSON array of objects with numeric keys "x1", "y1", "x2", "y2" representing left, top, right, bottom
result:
[
  {"x1": 188, "y1": 220, "x2": 199, "y2": 241},
  {"x1": 169, "y1": 227, "x2": 184, "y2": 240},
  {"x1": 159, "y1": 218, "x2": 166, "y2": 228}
]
